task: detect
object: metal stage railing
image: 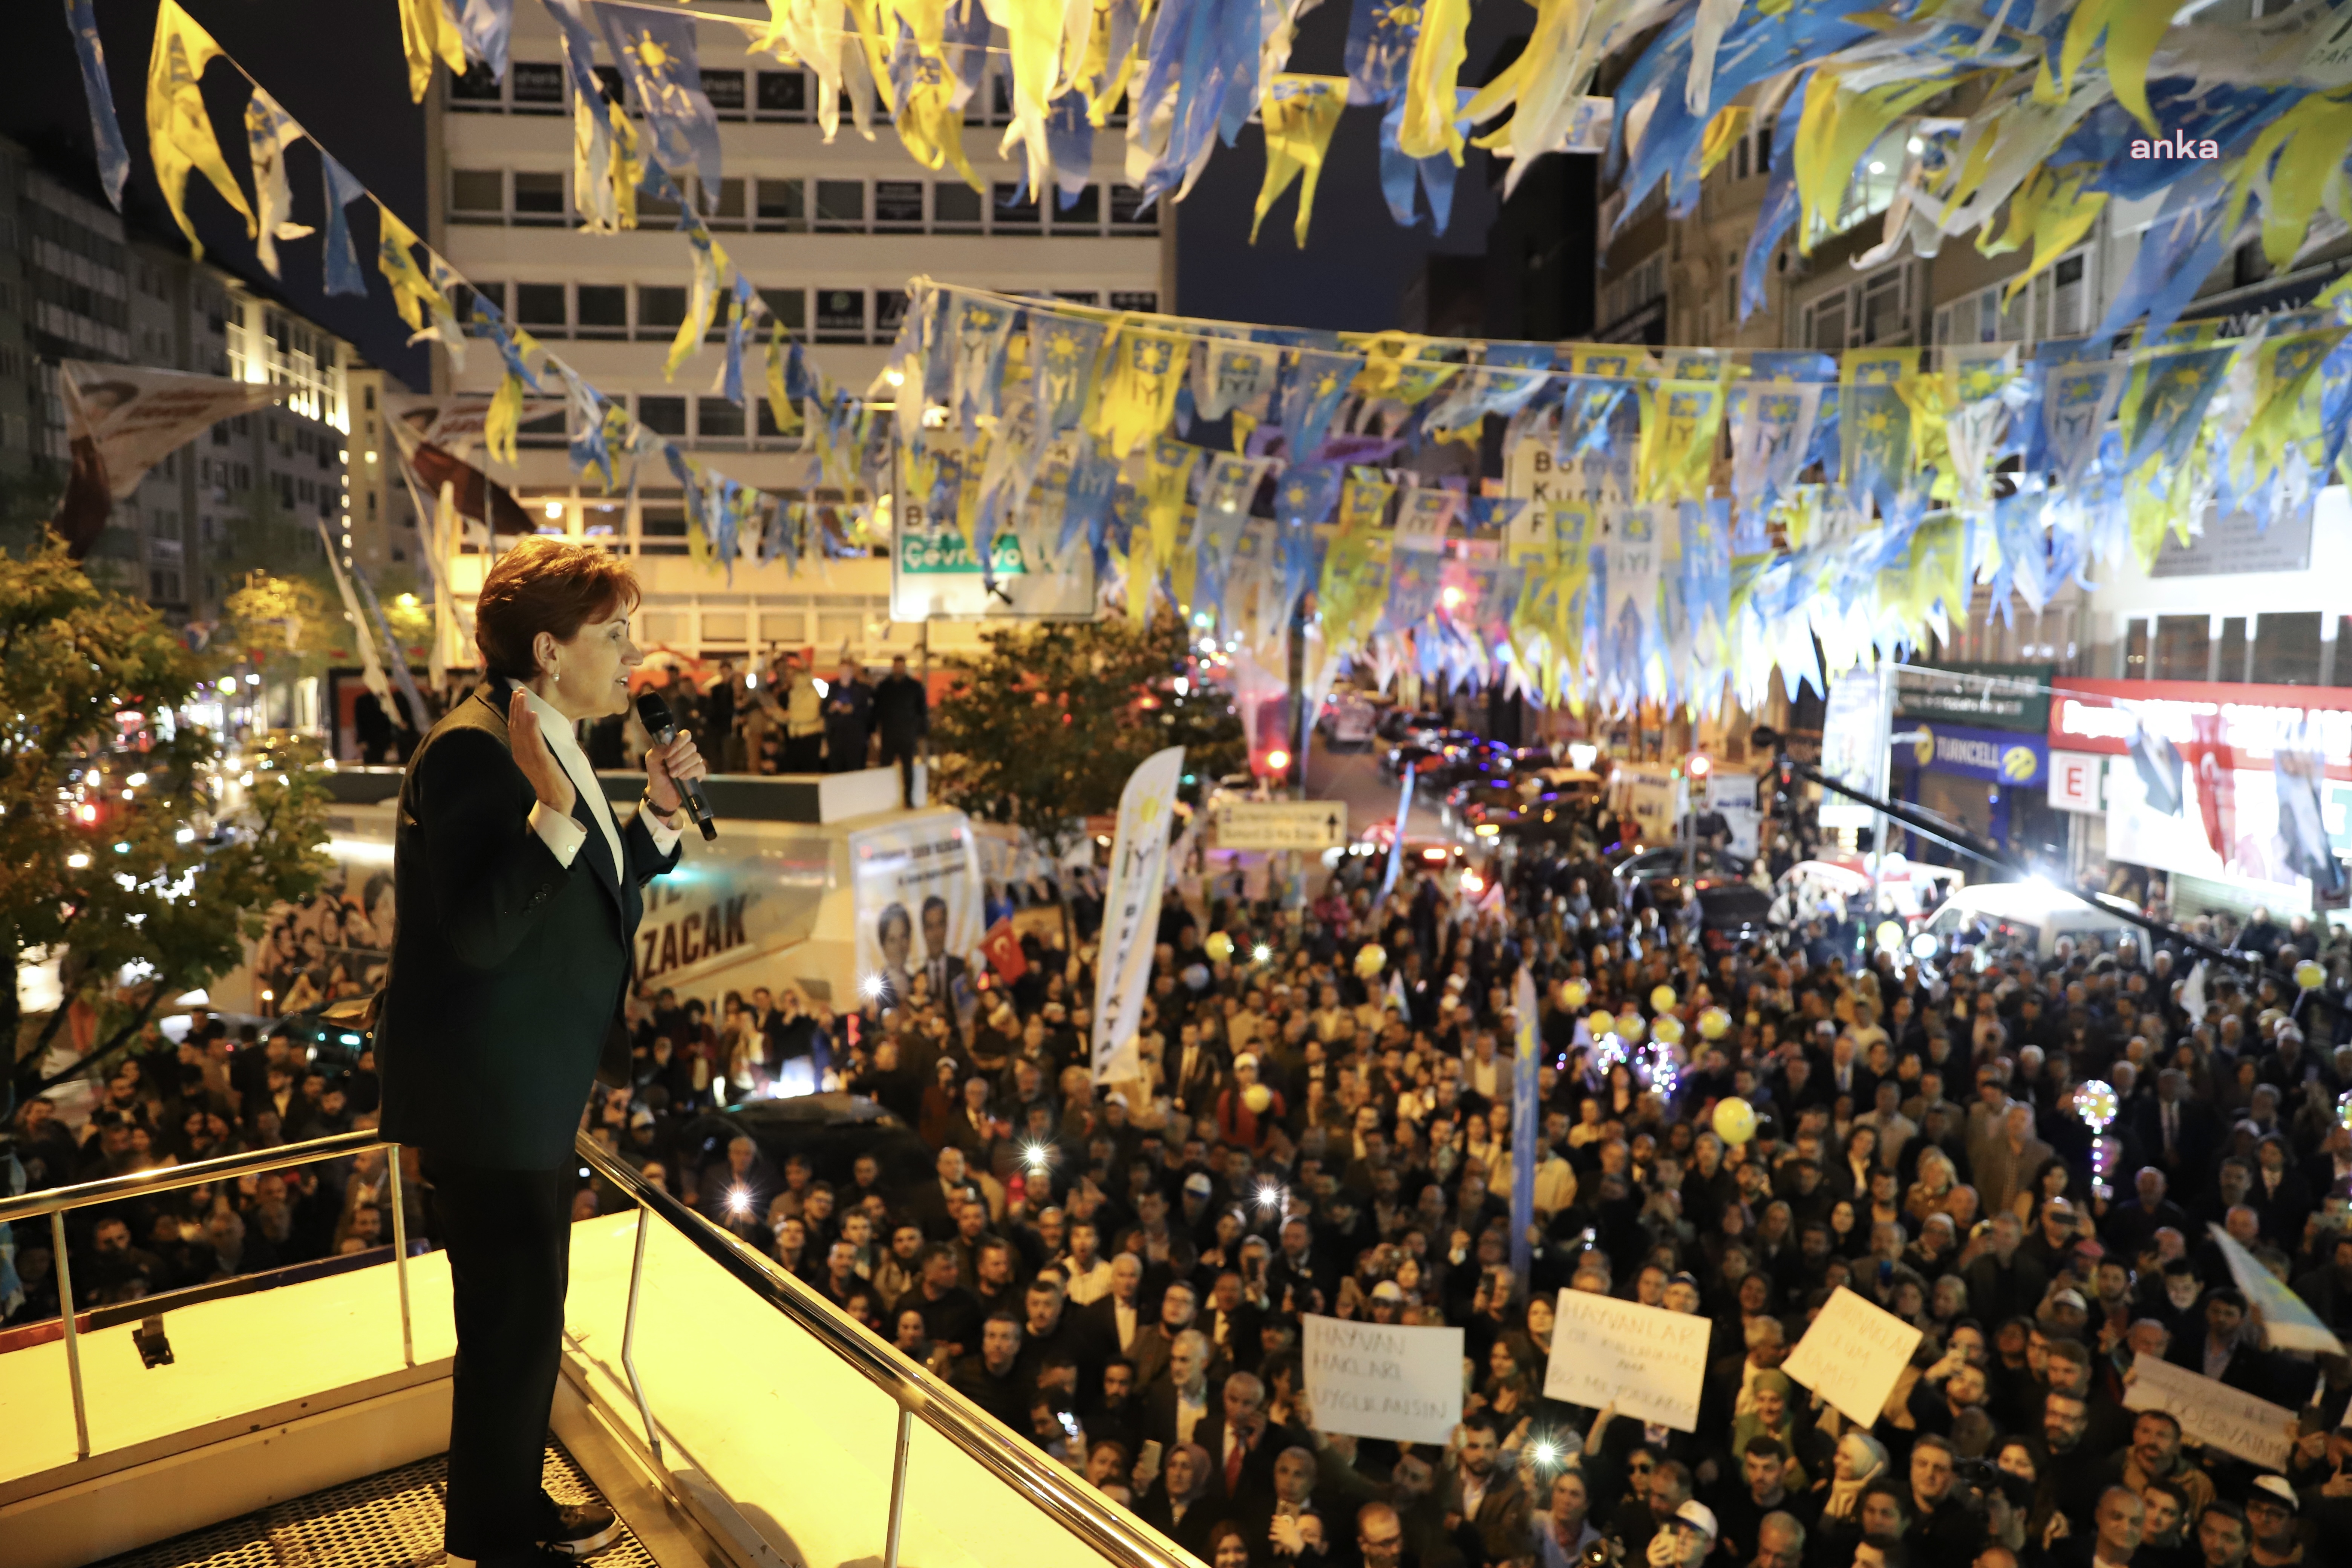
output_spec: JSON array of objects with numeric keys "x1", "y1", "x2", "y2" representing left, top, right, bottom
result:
[
  {"x1": 0, "y1": 1130, "x2": 414, "y2": 1461},
  {"x1": 1, "y1": 1128, "x2": 1195, "y2": 1568}
]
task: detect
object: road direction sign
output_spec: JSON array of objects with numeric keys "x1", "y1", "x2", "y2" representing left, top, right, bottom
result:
[{"x1": 1213, "y1": 800, "x2": 1349, "y2": 851}]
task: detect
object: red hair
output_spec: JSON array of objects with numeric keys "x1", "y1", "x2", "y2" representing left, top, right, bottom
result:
[{"x1": 473, "y1": 537, "x2": 640, "y2": 679}]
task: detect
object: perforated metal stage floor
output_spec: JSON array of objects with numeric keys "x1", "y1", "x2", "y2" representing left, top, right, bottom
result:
[{"x1": 91, "y1": 1443, "x2": 655, "y2": 1568}]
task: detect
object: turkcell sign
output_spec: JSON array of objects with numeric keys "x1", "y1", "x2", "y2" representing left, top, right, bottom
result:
[{"x1": 1904, "y1": 722, "x2": 2046, "y2": 785}]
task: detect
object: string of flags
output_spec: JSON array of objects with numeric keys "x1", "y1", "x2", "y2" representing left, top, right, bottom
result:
[
  {"x1": 886, "y1": 273, "x2": 2352, "y2": 717},
  {"x1": 98, "y1": 0, "x2": 2352, "y2": 288},
  {"x1": 74, "y1": 0, "x2": 891, "y2": 581}
]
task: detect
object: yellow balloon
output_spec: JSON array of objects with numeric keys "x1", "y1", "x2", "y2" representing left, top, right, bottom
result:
[
  {"x1": 2296, "y1": 959, "x2": 2326, "y2": 991},
  {"x1": 1243, "y1": 1083, "x2": 1273, "y2": 1114},
  {"x1": 1652, "y1": 1014, "x2": 1685, "y2": 1046},
  {"x1": 1355, "y1": 943, "x2": 1388, "y2": 979},
  {"x1": 1712, "y1": 1098, "x2": 1758, "y2": 1145},
  {"x1": 1588, "y1": 1009, "x2": 1617, "y2": 1037},
  {"x1": 1559, "y1": 979, "x2": 1590, "y2": 1011},
  {"x1": 1205, "y1": 931, "x2": 1235, "y2": 963},
  {"x1": 1698, "y1": 1006, "x2": 1732, "y2": 1040},
  {"x1": 1616, "y1": 1009, "x2": 1648, "y2": 1043},
  {"x1": 1650, "y1": 984, "x2": 1678, "y2": 1012}
]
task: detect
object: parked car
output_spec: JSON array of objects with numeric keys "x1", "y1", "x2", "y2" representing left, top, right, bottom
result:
[
  {"x1": 1609, "y1": 845, "x2": 1753, "y2": 906},
  {"x1": 1694, "y1": 883, "x2": 1774, "y2": 952}
]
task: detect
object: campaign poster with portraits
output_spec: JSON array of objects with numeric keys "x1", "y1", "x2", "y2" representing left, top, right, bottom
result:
[{"x1": 848, "y1": 817, "x2": 984, "y2": 1012}]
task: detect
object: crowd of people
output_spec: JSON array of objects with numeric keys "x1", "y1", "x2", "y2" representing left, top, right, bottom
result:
[{"x1": 15, "y1": 756, "x2": 2352, "y2": 1568}]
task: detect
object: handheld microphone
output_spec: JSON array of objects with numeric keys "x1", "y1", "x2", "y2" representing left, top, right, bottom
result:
[{"x1": 634, "y1": 691, "x2": 718, "y2": 841}]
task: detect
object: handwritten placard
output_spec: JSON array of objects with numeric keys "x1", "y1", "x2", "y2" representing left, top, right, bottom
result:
[
  {"x1": 2122, "y1": 1352, "x2": 2294, "y2": 1471},
  {"x1": 1302, "y1": 1314, "x2": 1464, "y2": 1446},
  {"x1": 1542, "y1": 1289, "x2": 1710, "y2": 1432},
  {"x1": 1781, "y1": 1286, "x2": 1925, "y2": 1427}
]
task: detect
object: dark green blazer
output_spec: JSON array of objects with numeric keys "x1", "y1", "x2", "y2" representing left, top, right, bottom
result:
[{"x1": 376, "y1": 680, "x2": 680, "y2": 1168}]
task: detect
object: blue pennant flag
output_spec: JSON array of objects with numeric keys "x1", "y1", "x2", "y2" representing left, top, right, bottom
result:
[
  {"x1": 1738, "y1": 72, "x2": 1810, "y2": 317},
  {"x1": 320, "y1": 153, "x2": 370, "y2": 296},
  {"x1": 1280, "y1": 350, "x2": 1357, "y2": 461},
  {"x1": 65, "y1": 0, "x2": 130, "y2": 211},
  {"x1": 1378, "y1": 92, "x2": 1467, "y2": 232},
  {"x1": 594, "y1": 1, "x2": 723, "y2": 196},
  {"x1": 722, "y1": 273, "x2": 757, "y2": 406},
  {"x1": 458, "y1": 0, "x2": 516, "y2": 81}
]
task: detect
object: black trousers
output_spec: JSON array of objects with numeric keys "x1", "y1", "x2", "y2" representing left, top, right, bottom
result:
[
  {"x1": 424, "y1": 1153, "x2": 571, "y2": 1562},
  {"x1": 876, "y1": 733, "x2": 919, "y2": 806}
]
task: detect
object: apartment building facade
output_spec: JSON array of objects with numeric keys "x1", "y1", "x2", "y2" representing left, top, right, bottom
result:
[
  {"x1": 0, "y1": 136, "x2": 369, "y2": 623},
  {"x1": 430, "y1": 7, "x2": 1167, "y2": 664}
]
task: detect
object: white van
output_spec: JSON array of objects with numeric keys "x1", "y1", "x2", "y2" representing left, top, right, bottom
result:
[{"x1": 1917, "y1": 879, "x2": 2139, "y2": 962}]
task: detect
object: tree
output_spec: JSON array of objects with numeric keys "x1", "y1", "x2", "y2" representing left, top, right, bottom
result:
[
  {"x1": 0, "y1": 539, "x2": 333, "y2": 1119},
  {"x1": 929, "y1": 614, "x2": 1244, "y2": 939}
]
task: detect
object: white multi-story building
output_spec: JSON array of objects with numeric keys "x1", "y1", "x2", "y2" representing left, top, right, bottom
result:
[
  {"x1": 430, "y1": 5, "x2": 1167, "y2": 662},
  {"x1": 0, "y1": 135, "x2": 367, "y2": 621}
]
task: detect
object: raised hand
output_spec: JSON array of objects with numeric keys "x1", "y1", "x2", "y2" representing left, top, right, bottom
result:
[{"x1": 510, "y1": 690, "x2": 576, "y2": 814}]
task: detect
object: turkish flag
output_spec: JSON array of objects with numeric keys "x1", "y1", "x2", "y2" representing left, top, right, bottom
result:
[{"x1": 981, "y1": 918, "x2": 1028, "y2": 983}]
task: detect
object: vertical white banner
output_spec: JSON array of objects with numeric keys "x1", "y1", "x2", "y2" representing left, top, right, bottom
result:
[{"x1": 1092, "y1": 746, "x2": 1187, "y2": 1083}]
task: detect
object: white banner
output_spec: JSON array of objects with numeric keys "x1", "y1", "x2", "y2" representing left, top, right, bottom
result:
[
  {"x1": 1543, "y1": 1290, "x2": 1710, "y2": 1432},
  {"x1": 56, "y1": 360, "x2": 285, "y2": 556},
  {"x1": 1092, "y1": 746, "x2": 1186, "y2": 1082},
  {"x1": 849, "y1": 817, "x2": 985, "y2": 1012},
  {"x1": 2211, "y1": 1224, "x2": 2347, "y2": 1357},
  {"x1": 1782, "y1": 1286, "x2": 1924, "y2": 1427},
  {"x1": 1302, "y1": 1314, "x2": 1464, "y2": 1446},
  {"x1": 2123, "y1": 1352, "x2": 2294, "y2": 1471}
]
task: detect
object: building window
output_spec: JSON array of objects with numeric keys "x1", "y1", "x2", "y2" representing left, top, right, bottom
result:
[
  {"x1": 935, "y1": 182, "x2": 983, "y2": 231},
  {"x1": 577, "y1": 285, "x2": 626, "y2": 338},
  {"x1": 637, "y1": 286, "x2": 687, "y2": 339},
  {"x1": 1807, "y1": 294, "x2": 1847, "y2": 352},
  {"x1": 756, "y1": 178, "x2": 808, "y2": 231},
  {"x1": 993, "y1": 182, "x2": 1041, "y2": 231},
  {"x1": 815, "y1": 288, "x2": 866, "y2": 343},
  {"x1": 2151, "y1": 615, "x2": 2209, "y2": 680},
  {"x1": 2252, "y1": 612, "x2": 2323, "y2": 684},
  {"x1": 511, "y1": 61, "x2": 565, "y2": 111},
  {"x1": 1054, "y1": 184, "x2": 1102, "y2": 231},
  {"x1": 451, "y1": 169, "x2": 504, "y2": 223},
  {"x1": 1858, "y1": 268, "x2": 1905, "y2": 345},
  {"x1": 763, "y1": 288, "x2": 806, "y2": 338},
  {"x1": 515, "y1": 283, "x2": 567, "y2": 334},
  {"x1": 697, "y1": 397, "x2": 745, "y2": 441},
  {"x1": 874, "y1": 180, "x2": 925, "y2": 230},
  {"x1": 755, "y1": 70, "x2": 810, "y2": 121},
  {"x1": 512, "y1": 171, "x2": 566, "y2": 224},
  {"x1": 708, "y1": 177, "x2": 747, "y2": 230},
  {"x1": 1109, "y1": 291, "x2": 1158, "y2": 313},
  {"x1": 451, "y1": 61, "x2": 502, "y2": 108},
  {"x1": 815, "y1": 180, "x2": 865, "y2": 231},
  {"x1": 638, "y1": 395, "x2": 688, "y2": 436},
  {"x1": 2219, "y1": 616, "x2": 2249, "y2": 681},
  {"x1": 876, "y1": 289, "x2": 910, "y2": 338},
  {"x1": 701, "y1": 69, "x2": 746, "y2": 118},
  {"x1": 2049, "y1": 252, "x2": 2089, "y2": 338}
]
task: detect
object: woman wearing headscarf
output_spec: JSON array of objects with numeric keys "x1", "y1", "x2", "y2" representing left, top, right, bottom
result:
[
  {"x1": 1135, "y1": 1441, "x2": 1219, "y2": 1560},
  {"x1": 1812, "y1": 1428, "x2": 1890, "y2": 1567}
]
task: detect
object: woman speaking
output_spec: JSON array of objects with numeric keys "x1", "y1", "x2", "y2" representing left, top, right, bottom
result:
[{"x1": 376, "y1": 539, "x2": 706, "y2": 1567}]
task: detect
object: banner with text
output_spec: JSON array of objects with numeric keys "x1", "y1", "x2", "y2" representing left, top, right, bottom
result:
[
  {"x1": 1092, "y1": 746, "x2": 1186, "y2": 1082},
  {"x1": 1302, "y1": 1314, "x2": 1464, "y2": 1446},
  {"x1": 1542, "y1": 1289, "x2": 1710, "y2": 1432},
  {"x1": 2123, "y1": 1353, "x2": 2293, "y2": 1471},
  {"x1": 1781, "y1": 1286, "x2": 1924, "y2": 1427}
]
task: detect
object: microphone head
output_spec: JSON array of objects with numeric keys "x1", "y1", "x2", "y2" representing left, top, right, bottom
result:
[{"x1": 634, "y1": 691, "x2": 675, "y2": 737}]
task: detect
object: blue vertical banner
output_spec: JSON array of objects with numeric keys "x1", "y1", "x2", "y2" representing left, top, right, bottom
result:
[
  {"x1": 1510, "y1": 965, "x2": 1539, "y2": 1281},
  {"x1": 1380, "y1": 763, "x2": 1414, "y2": 899}
]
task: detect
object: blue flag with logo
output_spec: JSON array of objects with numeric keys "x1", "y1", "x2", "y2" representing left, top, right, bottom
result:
[{"x1": 594, "y1": 1, "x2": 723, "y2": 196}]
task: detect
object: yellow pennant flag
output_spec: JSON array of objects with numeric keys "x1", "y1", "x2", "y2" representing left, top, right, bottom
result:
[
  {"x1": 1253, "y1": 75, "x2": 1349, "y2": 245},
  {"x1": 484, "y1": 371, "x2": 525, "y2": 467},
  {"x1": 665, "y1": 231, "x2": 731, "y2": 381},
  {"x1": 1093, "y1": 322, "x2": 1187, "y2": 456},
  {"x1": 1142, "y1": 435, "x2": 1205, "y2": 579},
  {"x1": 398, "y1": 0, "x2": 467, "y2": 103},
  {"x1": 1698, "y1": 106, "x2": 1753, "y2": 178},
  {"x1": 146, "y1": 0, "x2": 256, "y2": 260},
  {"x1": 1793, "y1": 70, "x2": 1951, "y2": 254},
  {"x1": 375, "y1": 204, "x2": 453, "y2": 340},
  {"x1": 2058, "y1": 0, "x2": 2176, "y2": 136},
  {"x1": 1397, "y1": 0, "x2": 1471, "y2": 162},
  {"x1": 1636, "y1": 379, "x2": 1727, "y2": 503},
  {"x1": 1987, "y1": 166, "x2": 2108, "y2": 302}
]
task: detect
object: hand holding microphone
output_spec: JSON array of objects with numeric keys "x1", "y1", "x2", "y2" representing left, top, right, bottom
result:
[{"x1": 635, "y1": 692, "x2": 717, "y2": 840}]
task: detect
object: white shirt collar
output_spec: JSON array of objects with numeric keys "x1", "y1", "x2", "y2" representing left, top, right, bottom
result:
[{"x1": 521, "y1": 685, "x2": 622, "y2": 871}]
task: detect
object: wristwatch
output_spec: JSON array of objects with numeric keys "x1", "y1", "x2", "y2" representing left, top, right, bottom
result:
[{"x1": 642, "y1": 792, "x2": 686, "y2": 830}]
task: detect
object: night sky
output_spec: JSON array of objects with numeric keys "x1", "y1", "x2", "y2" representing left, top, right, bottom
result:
[
  {"x1": 5, "y1": 0, "x2": 1553, "y2": 375},
  {"x1": 4, "y1": 0, "x2": 428, "y2": 386}
]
